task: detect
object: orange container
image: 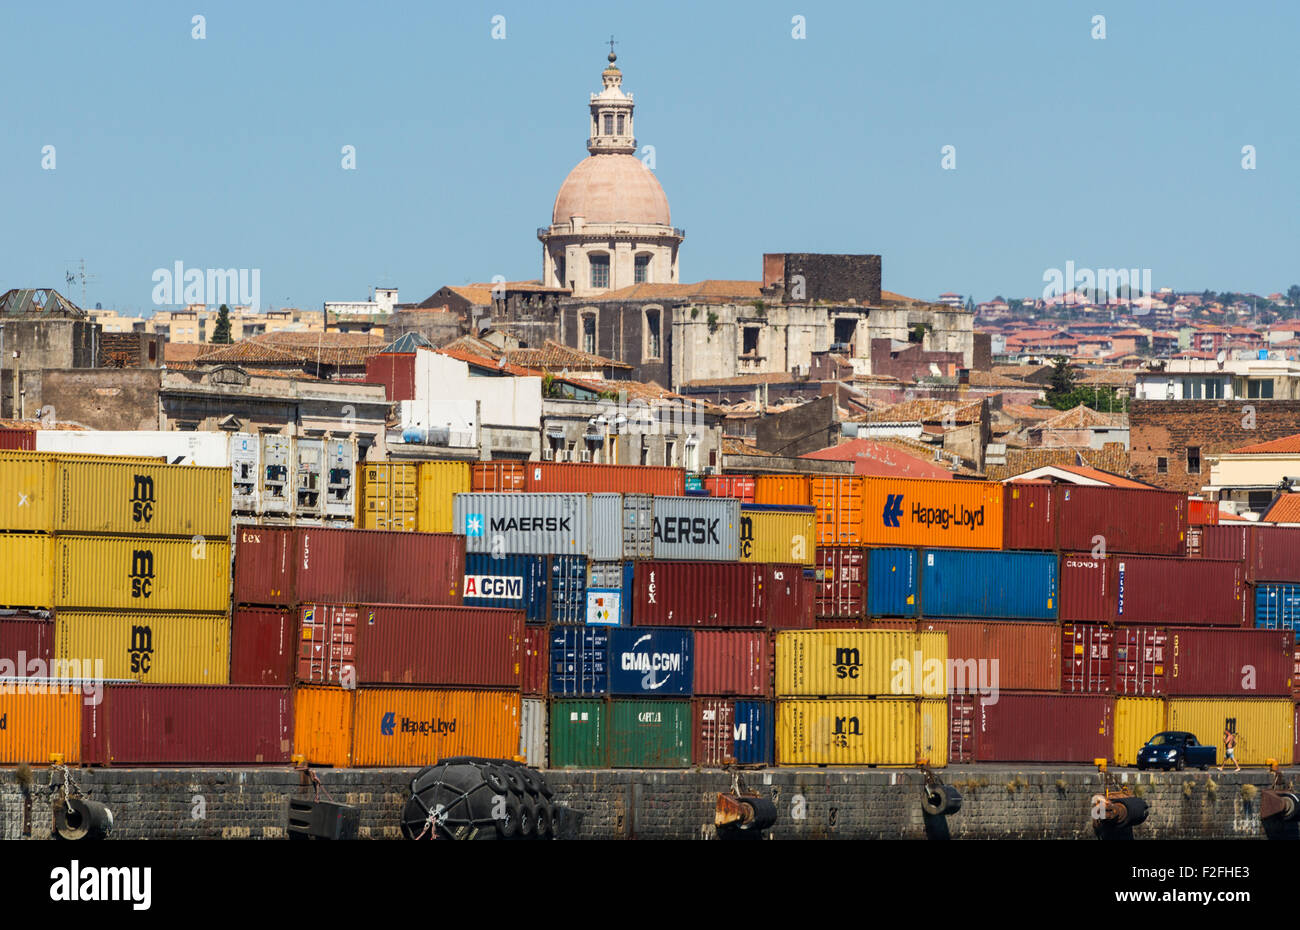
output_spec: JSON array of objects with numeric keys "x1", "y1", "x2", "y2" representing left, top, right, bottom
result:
[
  {"x1": 754, "y1": 474, "x2": 812, "y2": 507},
  {"x1": 525, "y1": 462, "x2": 685, "y2": 496},
  {"x1": 293, "y1": 685, "x2": 355, "y2": 767},
  {"x1": 812, "y1": 475, "x2": 867, "y2": 545},
  {"x1": 471, "y1": 462, "x2": 526, "y2": 492},
  {"x1": 860, "y1": 477, "x2": 1004, "y2": 549},
  {"x1": 0, "y1": 690, "x2": 82, "y2": 764},
  {"x1": 350, "y1": 688, "x2": 521, "y2": 766}
]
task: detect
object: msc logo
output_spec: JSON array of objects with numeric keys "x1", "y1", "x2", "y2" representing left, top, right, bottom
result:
[
  {"x1": 832, "y1": 714, "x2": 861, "y2": 748},
  {"x1": 739, "y1": 516, "x2": 754, "y2": 559},
  {"x1": 131, "y1": 474, "x2": 155, "y2": 524},
  {"x1": 380, "y1": 711, "x2": 396, "y2": 736},
  {"x1": 833, "y1": 647, "x2": 861, "y2": 679},
  {"x1": 130, "y1": 549, "x2": 155, "y2": 599},
  {"x1": 128, "y1": 624, "x2": 154, "y2": 674}
]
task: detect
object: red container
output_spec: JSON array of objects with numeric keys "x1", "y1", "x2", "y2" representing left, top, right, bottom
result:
[
  {"x1": 1113, "y1": 626, "x2": 1166, "y2": 696},
  {"x1": 694, "y1": 630, "x2": 771, "y2": 696},
  {"x1": 525, "y1": 462, "x2": 685, "y2": 496},
  {"x1": 230, "y1": 607, "x2": 295, "y2": 685},
  {"x1": 1187, "y1": 499, "x2": 1219, "y2": 525},
  {"x1": 1059, "y1": 554, "x2": 1245, "y2": 626},
  {"x1": 471, "y1": 462, "x2": 526, "y2": 492},
  {"x1": 815, "y1": 546, "x2": 866, "y2": 619},
  {"x1": 233, "y1": 524, "x2": 465, "y2": 608},
  {"x1": 364, "y1": 352, "x2": 416, "y2": 401},
  {"x1": 297, "y1": 604, "x2": 523, "y2": 689},
  {"x1": 1004, "y1": 484, "x2": 1187, "y2": 555},
  {"x1": 1197, "y1": 525, "x2": 1300, "y2": 583},
  {"x1": 693, "y1": 697, "x2": 737, "y2": 766},
  {"x1": 918, "y1": 619, "x2": 1060, "y2": 691},
  {"x1": 863, "y1": 619, "x2": 913, "y2": 630},
  {"x1": 82, "y1": 685, "x2": 293, "y2": 765},
  {"x1": 1061, "y1": 622, "x2": 1113, "y2": 693},
  {"x1": 0, "y1": 427, "x2": 35, "y2": 451},
  {"x1": 704, "y1": 474, "x2": 755, "y2": 502},
  {"x1": 949, "y1": 692, "x2": 1113, "y2": 763},
  {"x1": 1166, "y1": 627, "x2": 1293, "y2": 696},
  {"x1": 633, "y1": 561, "x2": 810, "y2": 629},
  {"x1": 0, "y1": 613, "x2": 53, "y2": 668},
  {"x1": 1294, "y1": 648, "x2": 1300, "y2": 699},
  {"x1": 521, "y1": 625, "x2": 548, "y2": 696}
]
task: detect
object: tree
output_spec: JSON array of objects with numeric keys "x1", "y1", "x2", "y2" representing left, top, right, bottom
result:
[
  {"x1": 1008, "y1": 298, "x2": 1024, "y2": 315},
  {"x1": 212, "y1": 304, "x2": 233, "y2": 344},
  {"x1": 1287, "y1": 285, "x2": 1300, "y2": 312},
  {"x1": 1047, "y1": 355, "x2": 1076, "y2": 397}
]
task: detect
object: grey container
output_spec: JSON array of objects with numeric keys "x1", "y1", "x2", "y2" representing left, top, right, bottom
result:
[
  {"x1": 590, "y1": 493, "x2": 653, "y2": 561},
  {"x1": 454, "y1": 492, "x2": 589, "y2": 555},
  {"x1": 519, "y1": 696, "x2": 548, "y2": 767},
  {"x1": 652, "y1": 496, "x2": 740, "y2": 561}
]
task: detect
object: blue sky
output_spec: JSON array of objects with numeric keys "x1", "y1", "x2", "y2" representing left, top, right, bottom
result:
[{"x1": 1, "y1": 0, "x2": 1296, "y2": 313}]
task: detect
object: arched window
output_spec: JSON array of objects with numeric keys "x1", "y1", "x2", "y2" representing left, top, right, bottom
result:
[
  {"x1": 644, "y1": 307, "x2": 661, "y2": 359},
  {"x1": 581, "y1": 312, "x2": 597, "y2": 354}
]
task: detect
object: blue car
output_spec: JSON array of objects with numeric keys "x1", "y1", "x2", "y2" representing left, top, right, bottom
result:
[{"x1": 1136, "y1": 731, "x2": 1216, "y2": 771}]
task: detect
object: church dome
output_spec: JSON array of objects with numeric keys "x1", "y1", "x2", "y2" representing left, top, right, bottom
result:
[{"x1": 551, "y1": 153, "x2": 671, "y2": 227}]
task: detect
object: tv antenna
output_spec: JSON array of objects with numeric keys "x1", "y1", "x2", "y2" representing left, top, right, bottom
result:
[{"x1": 64, "y1": 258, "x2": 96, "y2": 310}]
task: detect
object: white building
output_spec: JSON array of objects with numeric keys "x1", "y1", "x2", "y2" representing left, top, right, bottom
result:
[
  {"x1": 1134, "y1": 357, "x2": 1300, "y2": 401},
  {"x1": 324, "y1": 287, "x2": 399, "y2": 316}
]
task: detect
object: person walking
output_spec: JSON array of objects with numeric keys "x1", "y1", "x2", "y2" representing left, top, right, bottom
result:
[{"x1": 1217, "y1": 728, "x2": 1241, "y2": 773}]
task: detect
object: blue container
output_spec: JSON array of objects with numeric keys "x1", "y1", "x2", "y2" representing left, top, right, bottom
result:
[
  {"x1": 867, "y1": 548, "x2": 920, "y2": 617},
  {"x1": 549, "y1": 626, "x2": 610, "y2": 695},
  {"x1": 607, "y1": 627, "x2": 694, "y2": 696},
  {"x1": 920, "y1": 548, "x2": 1058, "y2": 620},
  {"x1": 463, "y1": 553, "x2": 549, "y2": 622},
  {"x1": 732, "y1": 700, "x2": 775, "y2": 765},
  {"x1": 588, "y1": 561, "x2": 635, "y2": 625},
  {"x1": 1255, "y1": 583, "x2": 1300, "y2": 641},
  {"x1": 550, "y1": 555, "x2": 588, "y2": 624}
]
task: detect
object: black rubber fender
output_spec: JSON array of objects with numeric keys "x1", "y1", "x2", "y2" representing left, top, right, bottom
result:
[{"x1": 483, "y1": 765, "x2": 511, "y2": 795}]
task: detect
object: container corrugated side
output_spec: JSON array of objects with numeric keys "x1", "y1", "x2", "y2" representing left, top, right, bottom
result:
[
  {"x1": 1199, "y1": 525, "x2": 1300, "y2": 583},
  {"x1": 519, "y1": 696, "x2": 547, "y2": 767},
  {"x1": 692, "y1": 698, "x2": 774, "y2": 766},
  {"x1": 471, "y1": 462, "x2": 526, "y2": 492},
  {"x1": 775, "y1": 629, "x2": 947, "y2": 698},
  {"x1": 816, "y1": 546, "x2": 866, "y2": 619},
  {"x1": 918, "y1": 619, "x2": 1060, "y2": 691},
  {"x1": 1061, "y1": 622, "x2": 1114, "y2": 693},
  {"x1": 0, "y1": 614, "x2": 54, "y2": 668},
  {"x1": 0, "y1": 535, "x2": 55, "y2": 608},
  {"x1": 632, "y1": 561, "x2": 806, "y2": 629},
  {"x1": 229, "y1": 607, "x2": 295, "y2": 685},
  {"x1": 417, "y1": 461, "x2": 471, "y2": 533},
  {"x1": 1113, "y1": 697, "x2": 1165, "y2": 766},
  {"x1": 1254, "y1": 583, "x2": 1300, "y2": 641},
  {"x1": 920, "y1": 549, "x2": 1058, "y2": 621},
  {"x1": 454, "y1": 493, "x2": 589, "y2": 556},
  {"x1": 1113, "y1": 626, "x2": 1165, "y2": 696},
  {"x1": 54, "y1": 611, "x2": 230, "y2": 684},
  {"x1": 957, "y1": 692, "x2": 1113, "y2": 763},
  {"x1": 82, "y1": 685, "x2": 292, "y2": 765},
  {"x1": 0, "y1": 690, "x2": 81, "y2": 763},
  {"x1": 861, "y1": 477, "x2": 1003, "y2": 549},
  {"x1": 549, "y1": 627, "x2": 609, "y2": 695},
  {"x1": 1166, "y1": 628, "x2": 1293, "y2": 696},
  {"x1": 607, "y1": 627, "x2": 693, "y2": 696},
  {"x1": 651, "y1": 496, "x2": 739, "y2": 561},
  {"x1": 520, "y1": 625, "x2": 548, "y2": 696},
  {"x1": 0, "y1": 427, "x2": 35, "y2": 451},
  {"x1": 463, "y1": 553, "x2": 549, "y2": 622},
  {"x1": 349, "y1": 688, "x2": 520, "y2": 766},
  {"x1": 351, "y1": 604, "x2": 523, "y2": 689},
  {"x1": 754, "y1": 474, "x2": 811, "y2": 507},
  {"x1": 812, "y1": 476, "x2": 865, "y2": 545},
  {"x1": 607, "y1": 699, "x2": 691, "y2": 768},
  {"x1": 739, "y1": 505, "x2": 815, "y2": 565},
  {"x1": 1061, "y1": 554, "x2": 1245, "y2": 626},
  {"x1": 55, "y1": 536, "x2": 231, "y2": 612},
  {"x1": 1166, "y1": 698, "x2": 1294, "y2": 765},
  {"x1": 1053, "y1": 485, "x2": 1187, "y2": 556},
  {"x1": 1001, "y1": 481, "x2": 1054, "y2": 550},
  {"x1": 293, "y1": 685, "x2": 354, "y2": 766},
  {"x1": 549, "y1": 698, "x2": 605, "y2": 767},
  {"x1": 917, "y1": 698, "x2": 948, "y2": 768},
  {"x1": 704, "y1": 474, "x2": 755, "y2": 503},
  {"x1": 866, "y1": 548, "x2": 919, "y2": 618},
  {"x1": 693, "y1": 630, "x2": 771, "y2": 696},
  {"x1": 526, "y1": 462, "x2": 685, "y2": 496},
  {"x1": 777, "y1": 698, "x2": 921, "y2": 765},
  {"x1": 56, "y1": 461, "x2": 232, "y2": 538}
]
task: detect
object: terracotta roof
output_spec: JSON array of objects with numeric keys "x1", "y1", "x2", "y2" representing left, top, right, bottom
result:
[
  {"x1": 1230, "y1": 433, "x2": 1300, "y2": 454},
  {"x1": 439, "y1": 334, "x2": 504, "y2": 358},
  {"x1": 195, "y1": 332, "x2": 387, "y2": 368},
  {"x1": 1011, "y1": 464, "x2": 1155, "y2": 489},
  {"x1": 1263, "y1": 495, "x2": 1300, "y2": 523},
  {"x1": 162, "y1": 343, "x2": 207, "y2": 363},
  {"x1": 593, "y1": 280, "x2": 763, "y2": 303},
  {"x1": 503, "y1": 340, "x2": 631, "y2": 371},
  {"x1": 436, "y1": 347, "x2": 539, "y2": 377},
  {"x1": 967, "y1": 370, "x2": 1041, "y2": 389},
  {"x1": 857, "y1": 398, "x2": 983, "y2": 425},
  {"x1": 802, "y1": 438, "x2": 953, "y2": 480},
  {"x1": 446, "y1": 284, "x2": 495, "y2": 306},
  {"x1": 984, "y1": 445, "x2": 1131, "y2": 482},
  {"x1": 1038, "y1": 404, "x2": 1126, "y2": 430},
  {"x1": 684, "y1": 372, "x2": 805, "y2": 388},
  {"x1": 1001, "y1": 404, "x2": 1056, "y2": 422},
  {"x1": 722, "y1": 437, "x2": 772, "y2": 456},
  {"x1": 192, "y1": 341, "x2": 304, "y2": 365}
]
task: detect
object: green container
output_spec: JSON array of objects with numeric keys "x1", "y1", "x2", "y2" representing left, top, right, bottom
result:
[
  {"x1": 549, "y1": 699, "x2": 605, "y2": 768},
  {"x1": 608, "y1": 699, "x2": 692, "y2": 768}
]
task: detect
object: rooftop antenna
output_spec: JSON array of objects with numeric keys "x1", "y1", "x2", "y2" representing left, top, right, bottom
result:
[{"x1": 64, "y1": 258, "x2": 96, "y2": 309}]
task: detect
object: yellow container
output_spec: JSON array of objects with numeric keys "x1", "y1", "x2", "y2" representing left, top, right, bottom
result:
[
  {"x1": 359, "y1": 464, "x2": 419, "y2": 532},
  {"x1": 860, "y1": 477, "x2": 1004, "y2": 549},
  {"x1": 753, "y1": 474, "x2": 812, "y2": 507},
  {"x1": 0, "y1": 690, "x2": 82, "y2": 764},
  {"x1": 0, "y1": 455, "x2": 55, "y2": 533},
  {"x1": 777, "y1": 698, "x2": 922, "y2": 765},
  {"x1": 1113, "y1": 697, "x2": 1166, "y2": 766},
  {"x1": 56, "y1": 461, "x2": 231, "y2": 537},
  {"x1": 775, "y1": 629, "x2": 948, "y2": 697},
  {"x1": 294, "y1": 686, "x2": 355, "y2": 767},
  {"x1": 55, "y1": 611, "x2": 230, "y2": 684},
  {"x1": 350, "y1": 688, "x2": 520, "y2": 766},
  {"x1": 1166, "y1": 698, "x2": 1294, "y2": 766},
  {"x1": 917, "y1": 698, "x2": 949, "y2": 768},
  {"x1": 417, "y1": 461, "x2": 471, "y2": 534},
  {"x1": 739, "y1": 507, "x2": 816, "y2": 565},
  {"x1": 0, "y1": 534, "x2": 55, "y2": 608},
  {"x1": 54, "y1": 536, "x2": 231, "y2": 612}
]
